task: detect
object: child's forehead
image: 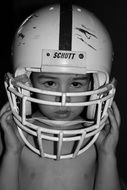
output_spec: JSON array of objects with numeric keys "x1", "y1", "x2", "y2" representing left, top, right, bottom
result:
[{"x1": 33, "y1": 72, "x2": 90, "y2": 79}]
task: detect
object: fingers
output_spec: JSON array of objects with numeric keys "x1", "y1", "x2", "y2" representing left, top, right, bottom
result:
[
  {"x1": 0, "y1": 102, "x2": 28, "y2": 153},
  {"x1": 108, "y1": 101, "x2": 121, "y2": 129},
  {"x1": 102, "y1": 101, "x2": 120, "y2": 137},
  {"x1": 0, "y1": 104, "x2": 20, "y2": 138},
  {"x1": 0, "y1": 110, "x2": 13, "y2": 132},
  {"x1": 0, "y1": 102, "x2": 17, "y2": 138},
  {"x1": 0, "y1": 102, "x2": 10, "y2": 118},
  {"x1": 112, "y1": 101, "x2": 121, "y2": 127},
  {"x1": 107, "y1": 105, "x2": 119, "y2": 135},
  {"x1": 0, "y1": 102, "x2": 11, "y2": 128}
]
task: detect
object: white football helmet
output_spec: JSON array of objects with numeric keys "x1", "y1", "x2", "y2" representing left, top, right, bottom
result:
[{"x1": 5, "y1": 4, "x2": 116, "y2": 160}]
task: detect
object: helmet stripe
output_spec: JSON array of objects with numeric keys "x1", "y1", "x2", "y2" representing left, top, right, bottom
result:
[{"x1": 59, "y1": 3, "x2": 72, "y2": 50}]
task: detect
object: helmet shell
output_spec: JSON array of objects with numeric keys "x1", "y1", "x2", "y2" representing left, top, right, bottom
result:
[{"x1": 12, "y1": 4, "x2": 113, "y2": 77}]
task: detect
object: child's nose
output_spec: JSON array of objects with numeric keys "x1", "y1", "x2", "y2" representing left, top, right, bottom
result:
[
  {"x1": 55, "y1": 85, "x2": 71, "y2": 103},
  {"x1": 55, "y1": 94, "x2": 71, "y2": 103}
]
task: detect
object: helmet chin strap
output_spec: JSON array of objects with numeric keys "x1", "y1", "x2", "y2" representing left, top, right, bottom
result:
[{"x1": 28, "y1": 116, "x2": 94, "y2": 127}]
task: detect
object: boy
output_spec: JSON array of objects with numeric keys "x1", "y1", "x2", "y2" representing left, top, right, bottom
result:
[{"x1": 0, "y1": 3, "x2": 125, "y2": 190}]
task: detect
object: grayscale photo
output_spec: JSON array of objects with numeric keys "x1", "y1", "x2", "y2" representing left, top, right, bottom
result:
[{"x1": 0, "y1": 0, "x2": 127, "y2": 189}]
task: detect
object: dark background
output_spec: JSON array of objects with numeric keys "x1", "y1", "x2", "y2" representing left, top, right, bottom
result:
[{"x1": 1, "y1": 0, "x2": 127, "y2": 184}]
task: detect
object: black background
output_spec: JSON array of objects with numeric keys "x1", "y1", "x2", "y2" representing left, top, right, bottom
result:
[{"x1": 1, "y1": 0, "x2": 127, "y2": 184}]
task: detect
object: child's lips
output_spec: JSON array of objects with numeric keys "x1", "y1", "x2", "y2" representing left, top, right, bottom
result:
[{"x1": 54, "y1": 110, "x2": 71, "y2": 118}]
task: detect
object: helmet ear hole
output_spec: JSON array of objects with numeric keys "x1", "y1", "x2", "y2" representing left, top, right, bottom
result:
[
  {"x1": 15, "y1": 70, "x2": 32, "y2": 116},
  {"x1": 21, "y1": 89, "x2": 32, "y2": 116},
  {"x1": 87, "y1": 94, "x2": 98, "y2": 120},
  {"x1": 87, "y1": 73, "x2": 100, "y2": 120}
]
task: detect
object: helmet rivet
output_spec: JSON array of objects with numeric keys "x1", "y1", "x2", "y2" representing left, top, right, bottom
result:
[
  {"x1": 79, "y1": 54, "x2": 84, "y2": 59},
  {"x1": 47, "y1": 53, "x2": 50, "y2": 56}
]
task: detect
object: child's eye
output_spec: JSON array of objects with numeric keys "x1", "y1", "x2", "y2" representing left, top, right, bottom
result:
[
  {"x1": 43, "y1": 81, "x2": 56, "y2": 87},
  {"x1": 71, "y1": 82, "x2": 82, "y2": 88}
]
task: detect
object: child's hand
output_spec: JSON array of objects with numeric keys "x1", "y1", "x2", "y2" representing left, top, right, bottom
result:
[
  {"x1": 95, "y1": 101, "x2": 121, "y2": 157},
  {"x1": 0, "y1": 102, "x2": 26, "y2": 154}
]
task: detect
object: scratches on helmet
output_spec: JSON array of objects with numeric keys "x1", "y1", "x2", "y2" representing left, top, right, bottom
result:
[
  {"x1": 17, "y1": 14, "x2": 39, "y2": 46},
  {"x1": 18, "y1": 33, "x2": 25, "y2": 39},
  {"x1": 76, "y1": 34, "x2": 96, "y2": 50},
  {"x1": 75, "y1": 25, "x2": 97, "y2": 50},
  {"x1": 78, "y1": 25, "x2": 97, "y2": 39}
]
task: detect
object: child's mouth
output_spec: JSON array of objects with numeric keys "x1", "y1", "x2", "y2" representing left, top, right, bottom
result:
[{"x1": 54, "y1": 110, "x2": 71, "y2": 119}]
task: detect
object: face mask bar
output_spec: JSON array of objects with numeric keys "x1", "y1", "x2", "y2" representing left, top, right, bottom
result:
[{"x1": 4, "y1": 73, "x2": 116, "y2": 160}]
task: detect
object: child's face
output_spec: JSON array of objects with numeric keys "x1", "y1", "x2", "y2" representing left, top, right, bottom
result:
[{"x1": 31, "y1": 72, "x2": 91, "y2": 121}]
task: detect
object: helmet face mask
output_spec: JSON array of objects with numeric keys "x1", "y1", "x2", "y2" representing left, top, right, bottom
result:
[{"x1": 5, "y1": 4, "x2": 116, "y2": 160}]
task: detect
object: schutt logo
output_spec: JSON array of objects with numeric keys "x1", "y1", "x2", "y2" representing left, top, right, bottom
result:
[{"x1": 53, "y1": 52, "x2": 75, "y2": 59}]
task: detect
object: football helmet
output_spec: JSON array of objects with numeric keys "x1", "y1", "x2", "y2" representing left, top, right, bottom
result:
[{"x1": 5, "y1": 4, "x2": 116, "y2": 160}]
